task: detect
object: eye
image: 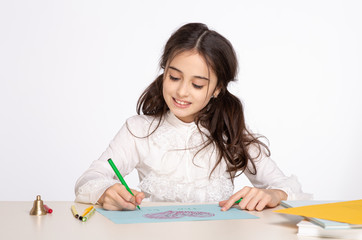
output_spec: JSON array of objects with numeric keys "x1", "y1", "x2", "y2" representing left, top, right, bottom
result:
[
  {"x1": 192, "y1": 83, "x2": 203, "y2": 89},
  {"x1": 169, "y1": 75, "x2": 180, "y2": 81}
]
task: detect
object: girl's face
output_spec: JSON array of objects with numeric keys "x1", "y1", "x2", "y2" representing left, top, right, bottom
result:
[{"x1": 163, "y1": 50, "x2": 219, "y2": 123}]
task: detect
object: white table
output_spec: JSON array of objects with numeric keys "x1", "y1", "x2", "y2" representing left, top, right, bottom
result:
[{"x1": 0, "y1": 201, "x2": 338, "y2": 240}]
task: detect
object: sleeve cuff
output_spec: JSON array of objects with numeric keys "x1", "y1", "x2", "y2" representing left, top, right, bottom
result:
[
  {"x1": 75, "y1": 178, "x2": 119, "y2": 204},
  {"x1": 267, "y1": 175, "x2": 313, "y2": 200}
]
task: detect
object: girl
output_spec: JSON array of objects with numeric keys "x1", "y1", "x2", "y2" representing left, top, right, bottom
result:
[{"x1": 75, "y1": 23, "x2": 309, "y2": 211}]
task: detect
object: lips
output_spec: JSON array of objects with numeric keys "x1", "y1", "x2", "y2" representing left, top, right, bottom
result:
[{"x1": 173, "y1": 97, "x2": 191, "y2": 108}]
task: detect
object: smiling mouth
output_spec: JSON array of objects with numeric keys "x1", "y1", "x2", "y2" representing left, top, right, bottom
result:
[{"x1": 173, "y1": 98, "x2": 191, "y2": 107}]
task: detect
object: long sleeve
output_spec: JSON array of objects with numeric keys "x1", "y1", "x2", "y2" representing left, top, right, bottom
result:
[
  {"x1": 244, "y1": 146, "x2": 312, "y2": 200},
  {"x1": 74, "y1": 120, "x2": 140, "y2": 204},
  {"x1": 75, "y1": 112, "x2": 311, "y2": 203}
]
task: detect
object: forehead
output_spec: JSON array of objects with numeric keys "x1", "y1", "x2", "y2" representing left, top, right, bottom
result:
[{"x1": 168, "y1": 51, "x2": 217, "y2": 80}]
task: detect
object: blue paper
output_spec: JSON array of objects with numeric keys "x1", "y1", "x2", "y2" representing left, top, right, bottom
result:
[{"x1": 96, "y1": 204, "x2": 258, "y2": 224}]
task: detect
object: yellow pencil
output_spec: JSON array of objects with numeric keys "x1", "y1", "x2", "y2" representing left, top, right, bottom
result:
[
  {"x1": 71, "y1": 205, "x2": 79, "y2": 219},
  {"x1": 82, "y1": 207, "x2": 96, "y2": 222},
  {"x1": 79, "y1": 206, "x2": 94, "y2": 221}
]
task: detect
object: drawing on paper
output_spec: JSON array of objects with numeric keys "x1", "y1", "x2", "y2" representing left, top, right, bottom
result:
[{"x1": 143, "y1": 211, "x2": 215, "y2": 219}]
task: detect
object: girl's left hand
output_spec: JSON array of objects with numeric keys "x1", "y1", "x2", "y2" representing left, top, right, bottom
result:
[{"x1": 219, "y1": 186, "x2": 287, "y2": 211}]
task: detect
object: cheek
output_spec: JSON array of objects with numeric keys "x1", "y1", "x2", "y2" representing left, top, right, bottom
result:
[
  {"x1": 162, "y1": 79, "x2": 168, "y2": 93},
  {"x1": 195, "y1": 92, "x2": 212, "y2": 107},
  {"x1": 162, "y1": 86, "x2": 168, "y2": 101},
  {"x1": 162, "y1": 81, "x2": 173, "y2": 100},
  {"x1": 163, "y1": 79, "x2": 178, "y2": 94}
]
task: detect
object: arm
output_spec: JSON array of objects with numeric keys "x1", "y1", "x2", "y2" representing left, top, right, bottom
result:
[
  {"x1": 220, "y1": 145, "x2": 312, "y2": 211},
  {"x1": 74, "y1": 118, "x2": 144, "y2": 208}
]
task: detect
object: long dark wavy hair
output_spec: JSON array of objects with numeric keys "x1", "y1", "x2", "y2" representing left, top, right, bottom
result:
[{"x1": 136, "y1": 23, "x2": 270, "y2": 182}]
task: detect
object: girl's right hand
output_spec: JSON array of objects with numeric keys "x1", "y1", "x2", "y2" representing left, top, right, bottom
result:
[{"x1": 97, "y1": 183, "x2": 145, "y2": 211}]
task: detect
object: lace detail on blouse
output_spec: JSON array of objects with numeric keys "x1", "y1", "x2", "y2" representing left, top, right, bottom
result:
[
  {"x1": 139, "y1": 172, "x2": 234, "y2": 202},
  {"x1": 74, "y1": 112, "x2": 311, "y2": 204}
]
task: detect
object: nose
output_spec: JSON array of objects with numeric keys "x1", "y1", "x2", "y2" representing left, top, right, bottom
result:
[{"x1": 176, "y1": 80, "x2": 190, "y2": 97}]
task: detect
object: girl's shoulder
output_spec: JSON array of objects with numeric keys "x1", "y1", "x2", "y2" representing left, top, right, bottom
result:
[
  {"x1": 126, "y1": 114, "x2": 155, "y2": 125},
  {"x1": 124, "y1": 114, "x2": 161, "y2": 136}
]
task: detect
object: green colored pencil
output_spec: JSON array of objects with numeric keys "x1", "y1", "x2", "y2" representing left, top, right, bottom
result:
[{"x1": 107, "y1": 158, "x2": 140, "y2": 210}]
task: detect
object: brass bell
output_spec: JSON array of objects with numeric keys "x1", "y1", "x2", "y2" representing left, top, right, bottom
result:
[{"x1": 30, "y1": 195, "x2": 47, "y2": 216}]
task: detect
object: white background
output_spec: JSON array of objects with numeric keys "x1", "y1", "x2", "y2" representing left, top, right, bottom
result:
[{"x1": 1, "y1": 0, "x2": 361, "y2": 201}]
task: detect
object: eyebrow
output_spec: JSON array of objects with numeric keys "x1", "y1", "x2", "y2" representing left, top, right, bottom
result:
[{"x1": 168, "y1": 66, "x2": 210, "y2": 81}]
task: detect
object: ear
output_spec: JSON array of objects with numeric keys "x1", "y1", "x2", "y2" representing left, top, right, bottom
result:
[{"x1": 213, "y1": 87, "x2": 221, "y2": 98}]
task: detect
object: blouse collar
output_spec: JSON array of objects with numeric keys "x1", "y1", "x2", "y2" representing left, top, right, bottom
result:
[
  {"x1": 165, "y1": 111, "x2": 197, "y2": 129},
  {"x1": 164, "y1": 111, "x2": 211, "y2": 136}
]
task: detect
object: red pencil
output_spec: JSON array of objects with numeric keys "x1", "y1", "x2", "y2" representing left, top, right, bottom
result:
[{"x1": 43, "y1": 204, "x2": 53, "y2": 213}]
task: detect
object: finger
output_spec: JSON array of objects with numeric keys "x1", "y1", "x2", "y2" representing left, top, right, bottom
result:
[
  {"x1": 135, "y1": 192, "x2": 145, "y2": 205},
  {"x1": 255, "y1": 197, "x2": 270, "y2": 211},
  {"x1": 221, "y1": 187, "x2": 251, "y2": 211},
  {"x1": 220, "y1": 195, "x2": 241, "y2": 211},
  {"x1": 105, "y1": 200, "x2": 136, "y2": 211},
  {"x1": 255, "y1": 193, "x2": 272, "y2": 211},
  {"x1": 130, "y1": 189, "x2": 145, "y2": 205},
  {"x1": 218, "y1": 200, "x2": 227, "y2": 207},
  {"x1": 102, "y1": 203, "x2": 119, "y2": 211},
  {"x1": 116, "y1": 186, "x2": 139, "y2": 210},
  {"x1": 238, "y1": 187, "x2": 258, "y2": 210},
  {"x1": 244, "y1": 193, "x2": 262, "y2": 211},
  {"x1": 117, "y1": 185, "x2": 135, "y2": 203},
  {"x1": 219, "y1": 198, "x2": 241, "y2": 207},
  {"x1": 102, "y1": 186, "x2": 128, "y2": 210},
  {"x1": 103, "y1": 184, "x2": 136, "y2": 210}
]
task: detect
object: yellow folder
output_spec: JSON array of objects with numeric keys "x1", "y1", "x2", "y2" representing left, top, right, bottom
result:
[{"x1": 274, "y1": 199, "x2": 362, "y2": 225}]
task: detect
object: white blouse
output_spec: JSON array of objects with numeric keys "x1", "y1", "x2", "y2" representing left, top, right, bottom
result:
[{"x1": 75, "y1": 111, "x2": 311, "y2": 204}]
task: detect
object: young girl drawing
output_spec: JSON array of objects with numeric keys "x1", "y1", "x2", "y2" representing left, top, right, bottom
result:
[{"x1": 75, "y1": 23, "x2": 309, "y2": 211}]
